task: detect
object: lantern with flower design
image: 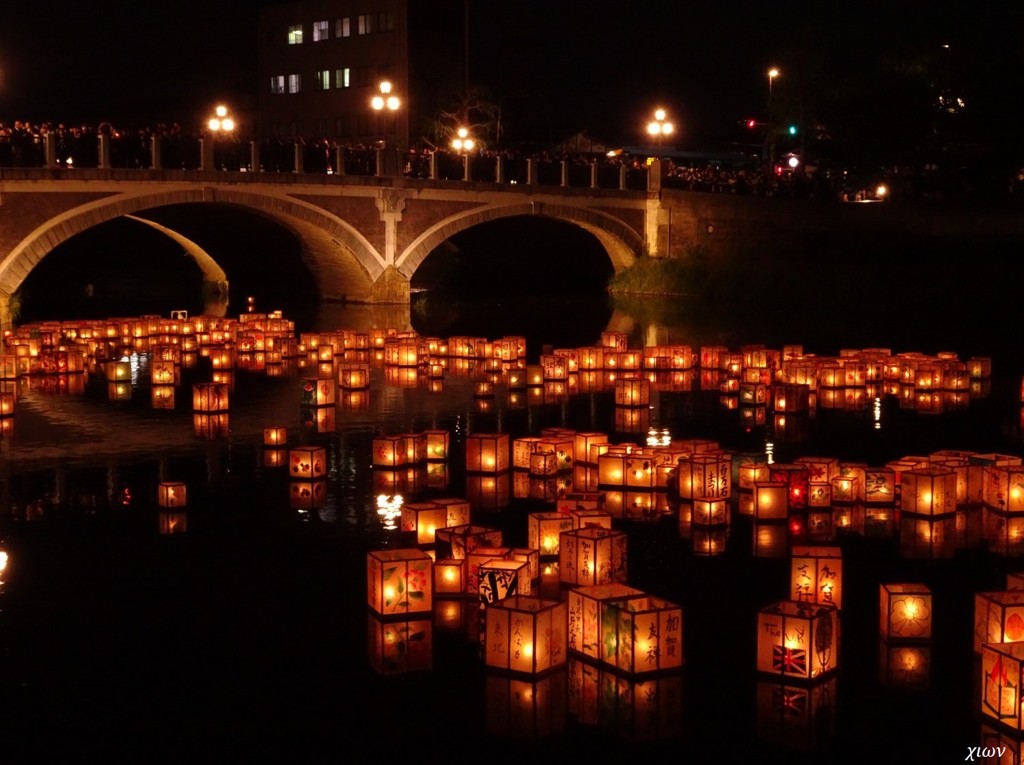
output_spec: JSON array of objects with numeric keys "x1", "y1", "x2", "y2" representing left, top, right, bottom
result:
[
  {"x1": 567, "y1": 583, "x2": 646, "y2": 660},
  {"x1": 600, "y1": 594, "x2": 684, "y2": 675},
  {"x1": 366, "y1": 548, "x2": 433, "y2": 616},
  {"x1": 757, "y1": 600, "x2": 839, "y2": 680},
  {"x1": 981, "y1": 642, "x2": 1024, "y2": 730},
  {"x1": 529, "y1": 512, "x2": 574, "y2": 558},
  {"x1": 880, "y1": 583, "x2": 932, "y2": 640},
  {"x1": 975, "y1": 591, "x2": 1024, "y2": 654}
]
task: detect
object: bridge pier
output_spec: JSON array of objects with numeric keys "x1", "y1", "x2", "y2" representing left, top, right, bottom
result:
[{"x1": 370, "y1": 265, "x2": 410, "y2": 304}]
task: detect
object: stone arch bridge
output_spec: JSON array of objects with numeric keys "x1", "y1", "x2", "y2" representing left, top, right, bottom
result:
[{"x1": 0, "y1": 166, "x2": 677, "y2": 328}]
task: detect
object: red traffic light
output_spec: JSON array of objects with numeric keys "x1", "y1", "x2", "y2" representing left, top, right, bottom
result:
[{"x1": 746, "y1": 119, "x2": 757, "y2": 129}]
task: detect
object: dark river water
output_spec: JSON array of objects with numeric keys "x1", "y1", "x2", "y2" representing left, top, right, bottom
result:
[{"x1": 3, "y1": 217, "x2": 1024, "y2": 763}]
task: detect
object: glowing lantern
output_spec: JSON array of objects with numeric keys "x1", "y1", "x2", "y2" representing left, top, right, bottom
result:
[
  {"x1": 338, "y1": 363, "x2": 370, "y2": 389},
  {"x1": 969, "y1": 454, "x2": 1023, "y2": 505},
  {"x1": 769, "y1": 464, "x2": 810, "y2": 510},
  {"x1": 739, "y1": 461, "x2": 771, "y2": 490},
  {"x1": 288, "y1": 446, "x2": 326, "y2": 479},
  {"x1": 478, "y1": 558, "x2": 532, "y2": 606},
  {"x1": 754, "y1": 481, "x2": 789, "y2": 520},
  {"x1": 600, "y1": 595, "x2": 684, "y2": 674},
  {"x1": 985, "y1": 465, "x2": 1024, "y2": 513},
  {"x1": 529, "y1": 512, "x2": 574, "y2": 557},
  {"x1": 975, "y1": 591, "x2": 1024, "y2": 653},
  {"x1": 981, "y1": 642, "x2": 1024, "y2": 730},
  {"x1": 863, "y1": 468, "x2": 896, "y2": 504},
  {"x1": 263, "y1": 427, "x2": 287, "y2": 447},
  {"x1": 900, "y1": 467, "x2": 956, "y2": 516},
  {"x1": 757, "y1": 601, "x2": 839, "y2": 680},
  {"x1": 566, "y1": 583, "x2": 645, "y2": 660},
  {"x1": 879, "y1": 583, "x2": 932, "y2": 640},
  {"x1": 614, "y1": 378, "x2": 650, "y2": 407},
  {"x1": 157, "y1": 481, "x2": 187, "y2": 508},
  {"x1": 484, "y1": 595, "x2": 568, "y2": 674},
  {"x1": 366, "y1": 548, "x2": 433, "y2": 616},
  {"x1": 435, "y1": 524, "x2": 502, "y2": 560},
  {"x1": 424, "y1": 430, "x2": 450, "y2": 461},
  {"x1": 434, "y1": 558, "x2": 466, "y2": 596},
  {"x1": 466, "y1": 433, "x2": 510, "y2": 473},
  {"x1": 367, "y1": 615, "x2": 432, "y2": 675},
  {"x1": 790, "y1": 546, "x2": 842, "y2": 610},
  {"x1": 400, "y1": 502, "x2": 447, "y2": 545},
  {"x1": 431, "y1": 497, "x2": 470, "y2": 527},
  {"x1": 300, "y1": 377, "x2": 336, "y2": 407},
  {"x1": 678, "y1": 453, "x2": 731, "y2": 500},
  {"x1": 559, "y1": 527, "x2": 628, "y2": 586},
  {"x1": 372, "y1": 435, "x2": 406, "y2": 468}
]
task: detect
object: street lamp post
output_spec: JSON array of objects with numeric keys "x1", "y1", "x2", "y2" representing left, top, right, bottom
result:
[
  {"x1": 645, "y1": 108, "x2": 674, "y2": 151},
  {"x1": 202, "y1": 104, "x2": 235, "y2": 171},
  {"x1": 370, "y1": 80, "x2": 401, "y2": 175},
  {"x1": 450, "y1": 127, "x2": 475, "y2": 181},
  {"x1": 768, "y1": 68, "x2": 779, "y2": 98}
]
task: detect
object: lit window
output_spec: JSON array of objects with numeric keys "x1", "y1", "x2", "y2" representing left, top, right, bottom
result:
[
  {"x1": 312, "y1": 20, "x2": 329, "y2": 41},
  {"x1": 336, "y1": 17, "x2": 350, "y2": 37},
  {"x1": 357, "y1": 14, "x2": 372, "y2": 34},
  {"x1": 335, "y1": 68, "x2": 351, "y2": 88},
  {"x1": 270, "y1": 75, "x2": 285, "y2": 95},
  {"x1": 288, "y1": 74, "x2": 302, "y2": 94},
  {"x1": 315, "y1": 70, "x2": 330, "y2": 90},
  {"x1": 377, "y1": 11, "x2": 395, "y2": 32},
  {"x1": 287, "y1": 24, "x2": 303, "y2": 44}
]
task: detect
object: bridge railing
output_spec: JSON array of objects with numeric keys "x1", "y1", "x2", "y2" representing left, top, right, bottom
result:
[{"x1": 0, "y1": 132, "x2": 656, "y2": 192}]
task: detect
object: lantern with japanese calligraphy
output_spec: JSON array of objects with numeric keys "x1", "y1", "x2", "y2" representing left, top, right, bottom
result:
[
  {"x1": 338, "y1": 362, "x2": 370, "y2": 389},
  {"x1": 529, "y1": 512, "x2": 574, "y2": 558},
  {"x1": 739, "y1": 461, "x2": 771, "y2": 490},
  {"x1": 288, "y1": 446, "x2": 326, "y2": 480},
  {"x1": 600, "y1": 595, "x2": 684, "y2": 674},
  {"x1": 880, "y1": 583, "x2": 932, "y2": 640},
  {"x1": 430, "y1": 497, "x2": 469, "y2": 528},
  {"x1": 367, "y1": 614, "x2": 433, "y2": 675},
  {"x1": 790, "y1": 546, "x2": 842, "y2": 610},
  {"x1": 366, "y1": 548, "x2": 433, "y2": 616},
  {"x1": 157, "y1": 481, "x2": 187, "y2": 509},
  {"x1": 566, "y1": 583, "x2": 645, "y2": 660},
  {"x1": 984, "y1": 465, "x2": 1024, "y2": 513},
  {"x1": 757, "y1": 601, "x2": 839, "y2": 680},
  {"x1": 863, "y1": 467, "x2": 897, "y2": 504},
  {"x1": 981, "y1": 642, "x2": 1024, "y2": 730},
  {"x1": 559, "y1": 527, "x2": 628, "y2": 587},
  {"x1": 678, "y1": 453, "x2": 731, "y2": 501},
  {"x1": 484, "y1": 595, "x2": 568, "y2": 674},
  {"x1": 263, "y1": 426, "x2": 287, "y2": 448},
  {"x1": 466, "y1": 433, "x2": 510, "y2": 473},
  {"x1": 901, "y1": 467, "x2": 956, "y2": 517},
  {"x1": 975, "y1": 591, "x2": 1024, "y2": 654}
]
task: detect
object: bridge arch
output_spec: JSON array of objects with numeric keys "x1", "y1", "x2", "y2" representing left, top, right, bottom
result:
[
  {"x1": 395, "y1": 202, "x2": 644, "y2": 281},
  {"x1": 0, "y1": 188, "x2": 383, "y2": 303}
]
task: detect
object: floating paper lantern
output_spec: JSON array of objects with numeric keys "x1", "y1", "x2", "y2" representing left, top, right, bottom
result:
[
  {"x1": 157, "y1": 481, "x2": 187, "y2": 508},
  {"x1": 263, "y1": 427, "x2": 287, "y2": 447},
  {"x1": 559, "y1": 527, "x2": 628, "y2": 587},
  {"x1": 289, "y1": 446, "x2": 326, "y2": 479},
  {"x1": 484, "y1": 595, "x2": 568, "y2": 674},
  {"x1": 478, "y1": 559, "x2": 532, "y2": 606},
  {"x1": 791, "y1": 546, "x2": 843, "y2": 610},
  {"x1": 529, "y1": 450, "x2": 559, "y2": 477},
  {"x1": 435, "y1": 524, "x2": 502, "y2": 560},
  {"x1": 754, "y1": 481, "x2": 789, "y2": 520},
  {"x1": 981, "y1": 642, "x2": 1024, "y2": 730},
  {"x1": 424, "y1": 430, "x2": 450, "y2": 461},
  {"x1": 529, "y1": 512, "x2": 574, "y2": 557},
  {"x1": 863, "y1": 467, "x2": 897, "y2": 504},
  {"x1": 430, "y1": 497, "x2": 469, "y2": 528},
  {"x1": 900, "y1": 467, "x2": 956, "y2": 516},
  {"x1": 880, "y1": 583, "x2": 932, "y2": 640},
  {"x1": 338, "y1": 363, "x2": 370, "y2": 389},
  {"x1": 678, "y1": 453, "x2": 731, "y2": 501},
  {"x1": 569, "y1": 508, "x2": 613, "y2": 531},
  {"x1": 566, "y1": 583, "x2": 646, "y2": 660},
  {"x1": 466, "y1": 433, "x2": 510, "y2": 473},
  {"x1": 600, "y1": 595, "x2": 684, "y2": 674},
  {"x1": 300, "y1": 377, "x2": 335, "y2": 407},
  {"x1": 769, "y1": 464, "x2": 810, "y2": 510},
  {"x1": 975, "y1": 591, "x2": 1024, "y2": 653},
  {"x1": 372, "y1": 435, "x2": 406, "y2": 468},
  {"x1": 984, "y1": 465, "x2": 1024, "y2": 513},
  {"x1": 400, "y1": 502, "x2": 447, "y2": 545},
  {"x1": 614, "y1": 378, "x2": 650, "y2": 407},
  {"x1": 434, "y1": 558, "x2": 466, "y2": 596},
  {"x1": 367, "y1": 614, "x2": 432, "y2": 675},
  {"x1": 192, "y1": 382, "x2": 228, "y2": 412},
  {"x1": 366, "y1": 548, "x2": 433, "y2": 616},
  {"x1": 757, "y1": 601, "x2": 839, "y2": 680}
]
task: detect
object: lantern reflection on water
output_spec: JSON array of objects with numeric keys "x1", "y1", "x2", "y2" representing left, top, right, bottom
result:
[
  {"x1": 367, "y1": 614, "x2": 432, "y2": 675},
  {"x1": 756, "y1": 677, "x2": 837, "y2": 750},
  {"x1": 485, "y1": 670, "x2": 568, "y2": 739}
]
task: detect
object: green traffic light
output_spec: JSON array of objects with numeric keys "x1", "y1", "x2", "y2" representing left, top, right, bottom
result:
[{"x1": 788, "y1": 125, "x2": 798, "y2": 135}]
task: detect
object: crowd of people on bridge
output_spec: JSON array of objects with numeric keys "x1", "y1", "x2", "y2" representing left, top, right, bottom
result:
[{"x1": 1, "y1": 118, "x2": 1020, "y2": 203}]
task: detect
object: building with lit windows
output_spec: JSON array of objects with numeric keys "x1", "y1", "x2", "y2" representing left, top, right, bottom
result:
[{"x1": 257, "y1": 0, "x2": 464, "y2": 148}]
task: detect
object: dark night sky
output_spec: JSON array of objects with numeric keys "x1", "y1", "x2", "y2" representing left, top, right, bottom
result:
[{"x1": 1, "y1": 1, "x2": 1021, "y2": 151}]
